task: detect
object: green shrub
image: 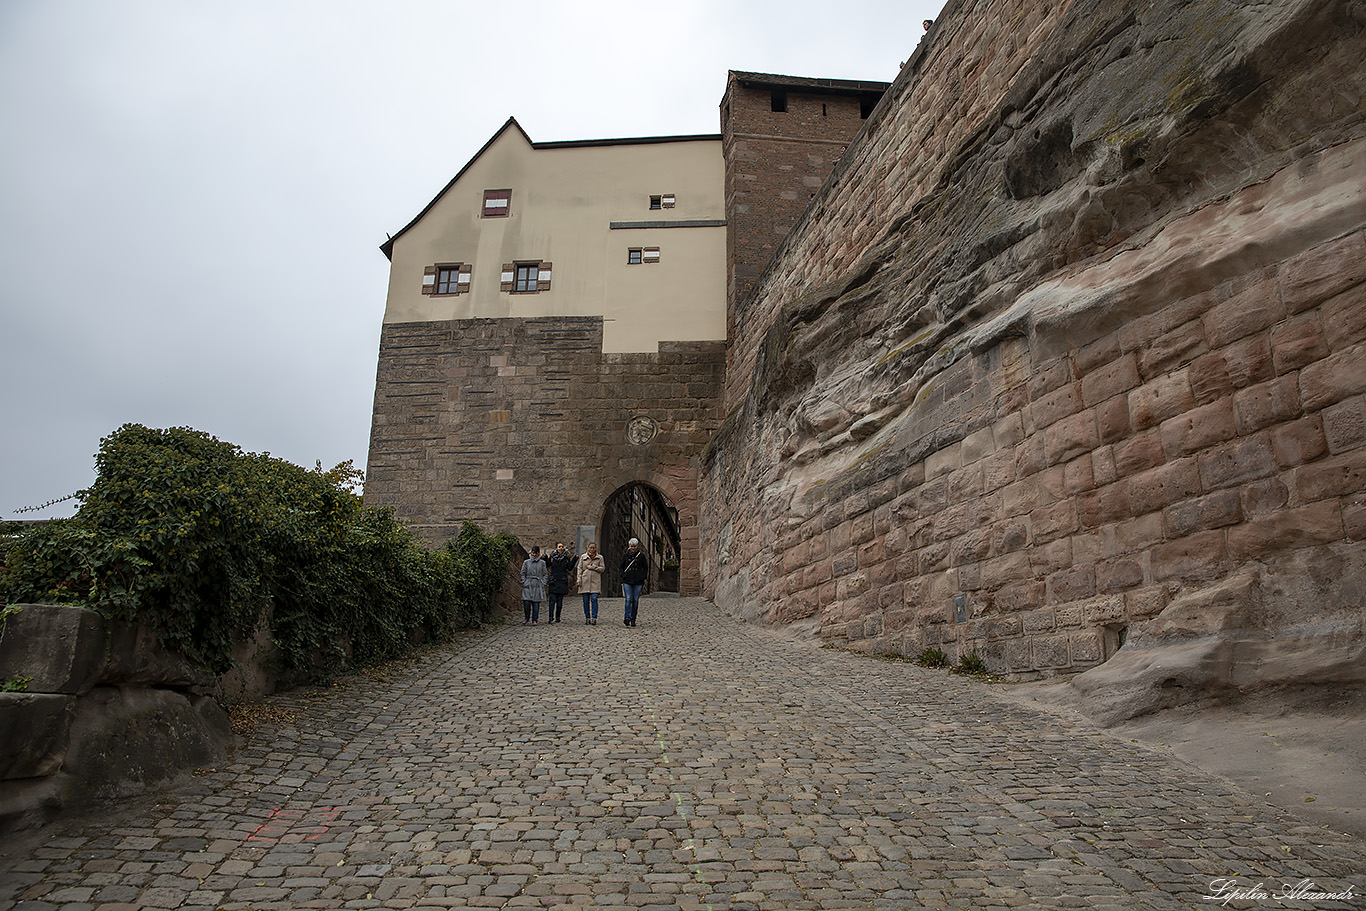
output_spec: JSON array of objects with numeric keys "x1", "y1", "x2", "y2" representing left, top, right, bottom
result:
[
  {"x1": 0, "y1": 424, "x2": 514, "y2": 680},
  {"x1": 953, "y1": 651, "x2": 990, "y2": 676},
  {"x1": 916, "y1": 646, "x2": 950, "y2": 668}
]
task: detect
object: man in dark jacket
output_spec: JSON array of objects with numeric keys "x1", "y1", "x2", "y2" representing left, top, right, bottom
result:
[
  {"x1": 546, "y1": 543, "x2": 576, "y2": 623},
  {"x1": 620, "y1": 537, "x2": 648, "y2": 627}
]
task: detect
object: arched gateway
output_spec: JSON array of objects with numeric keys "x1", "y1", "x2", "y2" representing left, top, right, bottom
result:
[{"x1": 598, "y1": 482, "x2": 682, "y2": 597}]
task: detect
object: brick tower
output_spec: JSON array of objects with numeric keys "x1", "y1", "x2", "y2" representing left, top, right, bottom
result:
[{"x1": 720, "y1": 71, "x2": 890, "y2": 313}]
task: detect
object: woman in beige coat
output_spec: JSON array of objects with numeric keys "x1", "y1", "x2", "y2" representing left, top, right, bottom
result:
[{"x1": 577, "y1": 542, "x2": 606, "y2": 624}]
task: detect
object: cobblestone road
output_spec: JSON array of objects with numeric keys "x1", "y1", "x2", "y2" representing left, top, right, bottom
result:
[{"x1": 1, "y1": 598, "x2": 1361, "y2": 910}]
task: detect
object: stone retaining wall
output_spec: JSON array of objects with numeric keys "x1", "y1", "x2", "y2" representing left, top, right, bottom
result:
[
  {"x1": 701, "y1": 0, "x2": 1366, "y2": 712},
  {"x1": 0, "y1": 604, "x2": 229, "y2": 833}
]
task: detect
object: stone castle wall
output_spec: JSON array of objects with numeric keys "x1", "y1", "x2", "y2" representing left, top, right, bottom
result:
[
  {"x1": 365, "y1": 317, "x2": 724, "y2": 595},
  {"x1": 722, "y1": 75, "x2": 883, "y2": 309},
  {"x1": 701, "y1": 0, "x2": 1366, "y2": 702},
  {"x1": 723, "y1": 0, "x2": 1079, "y2": 410}
]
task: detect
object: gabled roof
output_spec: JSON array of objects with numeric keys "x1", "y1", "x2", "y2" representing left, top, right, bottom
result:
[
  {"x1": 727, "y1": 70, "x2": 890, "y2": 96},
  {"x1": 380, "y1": 117, "x2": 722, "y2": 260}
]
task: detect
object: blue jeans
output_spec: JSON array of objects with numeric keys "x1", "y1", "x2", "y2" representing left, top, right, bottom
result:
[
  {"x1": 523, "y1": 600, "x2": 540, "y2": 622},
  {"x1": 623, "y1": 583, "x2": 643, "y2": 622},
  {"x1": 581, "y1": 592, "x2": 598, "y2": 618},
  {"x1": 548, "y1": 592, "x2": 564, "y2": 622}
]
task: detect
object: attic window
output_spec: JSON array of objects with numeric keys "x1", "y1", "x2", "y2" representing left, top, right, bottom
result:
[
  {"x1": 860, "y1": 96, "x2": 877, "y2": 119},
  {"x1": 483, "y1": 189, "x2": 511, "y2": 217},
  {"x1": 650, "y1": 195, "x2": 662, "y2": 210},
  {"x1": 770, "y1": 89, "x2": 787, "y2": 112}
]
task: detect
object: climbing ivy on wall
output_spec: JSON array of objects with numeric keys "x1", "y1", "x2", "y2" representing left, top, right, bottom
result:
[{"x1": 0, "y1": 424, "x2": 516, "y2": 678}]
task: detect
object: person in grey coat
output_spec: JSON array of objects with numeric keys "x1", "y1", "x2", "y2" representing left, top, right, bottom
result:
[{"x1": 521, "y1": 546, "x2": 548, "y2": 625}]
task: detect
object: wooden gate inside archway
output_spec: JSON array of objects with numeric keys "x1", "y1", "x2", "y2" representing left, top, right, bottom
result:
[{"x1": 598, "y1": 482, "x2": 681, "y2": 597}]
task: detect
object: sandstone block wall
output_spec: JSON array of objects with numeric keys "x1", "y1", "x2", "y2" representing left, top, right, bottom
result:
[
  {"x1": 0, "y1": 604, "x2": 229, "y2": 832},
  {"x1": 745, "y1": 228, "x2": 1366, "y2": 670},
  {"x1": 723, "y1": 0, "x2": 1078, "y2": 410},
  {"x1": 702, "y1": 0, "x2": 1366, "y2": 696},
  {"x1": 365, "y1": 317, "x2": 724, "y2": 595}
]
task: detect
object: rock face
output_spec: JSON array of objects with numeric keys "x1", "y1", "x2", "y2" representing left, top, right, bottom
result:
[
  {"x1": 701, "y1": 0, "x2": 1366, "y2": 721},
  {"x1": 0, "y1": 604, "x2": 230, "y2": 833}
]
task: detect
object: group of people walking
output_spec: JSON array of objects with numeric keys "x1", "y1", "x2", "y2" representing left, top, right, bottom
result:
[{"x1": 519, "y1": 538, "x2": 649, "y2": 627}]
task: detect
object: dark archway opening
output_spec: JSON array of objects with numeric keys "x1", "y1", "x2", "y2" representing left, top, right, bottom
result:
[{"x1": 599, "y1": 483, "x2": 681, "y2": 597}]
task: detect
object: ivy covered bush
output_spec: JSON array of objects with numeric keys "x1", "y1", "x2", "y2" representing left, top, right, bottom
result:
[{"x1": 0, "y1": 424, "x2": 516, "y2": 679}]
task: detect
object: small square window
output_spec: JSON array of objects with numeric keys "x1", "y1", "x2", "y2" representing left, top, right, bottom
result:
[
  {"x1": 642, "y1": 247, "x2": 660, "y2": 263},
  {"x1": 501, "y1": 260, "x2": 551, "y2": 293},
  {"x1": 771, "y1": 89, "x2": 787, "y2": 112},
  {"x1": 649, "y1": 195, "x2": 662, "y2": 210},
  {"x1": 423, "y1": 262, "x2": 470, "y2": 296},
  {"x1": 661, "y1": 193, "x2": 675, "y2": 208},
  {"x1": 514, "y1": 263, "x2": 539, "y2": 292},
  {"x1": 483, "y1": 189, "x2": 511, "y2": 217},
  {"x1": 436, "y1": 266, "x2": 460, "y2": 294},
  {"x1": 628, "y1": 248, "x2": 643, "y2": 264}
]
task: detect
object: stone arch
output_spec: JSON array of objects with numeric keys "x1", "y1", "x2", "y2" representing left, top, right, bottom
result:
[{"x1": 590, "y1": 467, "x2": 700, "y2": 597}]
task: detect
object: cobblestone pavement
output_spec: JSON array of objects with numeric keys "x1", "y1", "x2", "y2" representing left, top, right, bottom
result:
[{"x1": 2, "y1": 598, "x2": 1361, "y2": 910}]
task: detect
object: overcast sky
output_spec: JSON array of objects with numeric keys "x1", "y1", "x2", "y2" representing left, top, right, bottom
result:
[{"x1": 0, "y1": 0, "x2": 943, "y2": 521}]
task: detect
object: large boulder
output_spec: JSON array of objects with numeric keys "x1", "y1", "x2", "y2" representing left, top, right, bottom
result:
[
  {"x1": 57, "y1": 687, "x2": 230, "y2": 802},
  {"x1": 1072, "y1": 566, "x2": 1366, "y2": 724}
]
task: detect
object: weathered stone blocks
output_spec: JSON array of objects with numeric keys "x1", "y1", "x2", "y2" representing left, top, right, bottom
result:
[
  {"x1": 1322, "y1": 394, "x2": 1366, "y2": 454},
  {"x1": 1161, "y1": 398, "x2": 1237, "y2": 457},
  {"x1": 1130, "y1": 373, "x2": 1195, "y2": 430},
  {"x1": 0, "y1": 605, "x2": 105, "y2": 695},
  {"x1": 1203, "y1": 278, "x2": 1284, "y2": 348},
  {"x1": 0, "y1": 605, "x2": 231, "y2": 834},
  {"x1": 1226, "y1": 501, "x2": 1344, "y2": 560},
  {"x1": 1280, "y1": 231, "x2": 1366, "y2": 314},
  {"x1": 1300, "y1": 344, "x2": 1366, "y2": 412},
  {"x1": 0, "y1": 694, "x2": 75, "y2": 780},
  {"x1": 703, "y1": 0, "x2": 1366, "y2": 698}
]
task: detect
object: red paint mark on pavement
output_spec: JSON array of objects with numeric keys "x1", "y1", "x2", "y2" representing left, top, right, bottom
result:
[{"x1": 247, "y1": 807, "x2": 341, "y2": 842}]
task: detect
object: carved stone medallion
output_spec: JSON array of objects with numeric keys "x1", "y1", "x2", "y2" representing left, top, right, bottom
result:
[{"x1": 626, "y1": 415, "x2": 659, "y2": 446}]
